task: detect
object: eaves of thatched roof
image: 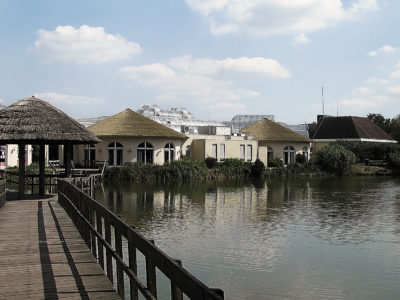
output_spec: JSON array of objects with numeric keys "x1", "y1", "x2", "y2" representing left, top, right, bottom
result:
[
  {"x1": 0, "y1": 96, "x2": 101, "y2": 144},
  {"x1": 88, "y1": 109, "x2": 188, "y2": 140},
  {"x1": 241, "y1": 118, "x2": 310, "y2": 143}
]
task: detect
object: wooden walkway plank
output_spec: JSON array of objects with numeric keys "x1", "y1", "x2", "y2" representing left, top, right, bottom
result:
[{"x1": 0, "y1": 198, "x2": 120, "y2": 300}]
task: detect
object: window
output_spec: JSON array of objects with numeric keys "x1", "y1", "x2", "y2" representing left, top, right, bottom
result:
[
  {"x1": 267, "y1": 146, "x2": 273, "y2": 161},
  {"x1": 212, "y1": 144, "x2": 217, "y2": 159},
  {"x1": 247, "y1": 145, "x2": 252, "y2": 161},
  {"x1": 84, "y1": 144, "x2": 96, "y2": 167},
  {"x1": 108, "y1": 142, "x2": 123, "y2": 166},
  {"x1": 137, "y1": 142, "x2": 154, "y2": 164},
  {"x1": 220, "y1": 144, "x2": 225, "y2": 161},
  {"x1": 302, "y1": 146, "x2": 309, "y2": 161},
  {"x1": 283, "y1": 145, "x2": 295, "y2": 165},
  {"x1": 240, "y1": 144, "x2": 245, "y2": 160},
  {"x1": 164, "y1": 142, "x2": 175, "y2": 163}
]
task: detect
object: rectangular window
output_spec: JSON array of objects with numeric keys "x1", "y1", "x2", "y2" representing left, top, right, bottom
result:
[
  {"x1": 117, "y1": 149, "x2": 123, "y2": 165},
  {"x1": 247, "y1": 145, "x2": 252, "y2": 161},
  {"x1": 212, "y1": 144, "x2": 217, "y2": 159},
  {"x1": 220, "y1": 144, "x2": 225, "y2": 161},
  {"x1": 240, "y1": 144, "x2": 245, "y2": 160},
  {"x1": 108, "y1": 149, "x2": 114, "y2": 166}
]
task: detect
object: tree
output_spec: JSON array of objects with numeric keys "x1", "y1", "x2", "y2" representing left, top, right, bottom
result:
[
  {"x1": 367, "y1": 113, "x2": 400, "y2": 142},
  {"x1": 367, "y1": 113, "x2": 391, "y2": 133},
  {"x1": 389, "y1": 115, "x2": 400, "y2": 141}
]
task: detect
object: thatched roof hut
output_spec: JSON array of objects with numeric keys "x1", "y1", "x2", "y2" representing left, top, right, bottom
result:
[
  {"x1": 0, "y1": 96, "x2": 100, "y2": 144},
  {"x1": 0, "y1": 96, "x2": 100, "y2": 199},
  {"x1": 241, "y1": 118, "x2": 310, "y2": 142},
  {"x1": 89, "y1": 109, "x2": 187, "y2": 139}
]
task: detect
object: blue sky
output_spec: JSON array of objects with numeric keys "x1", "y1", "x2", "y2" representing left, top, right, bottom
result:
[{"x1": 1, "y1": 0, "x2": 399, "y2": 124}]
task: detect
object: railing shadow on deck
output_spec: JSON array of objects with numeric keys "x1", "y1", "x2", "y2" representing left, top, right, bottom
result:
[{"x1": 57, "y1": 178, "x2": 224, "y2": 300}]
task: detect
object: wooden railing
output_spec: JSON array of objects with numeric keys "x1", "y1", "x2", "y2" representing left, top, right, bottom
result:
[
  {"x1": 0, "y1": 179, "x2": 5, "y2": 207},
  {"x1": 57, "y1": 178, "x2": 224, "y2": 300},
  {"x1": 4, "y1": 171, "x2": 60, "y2": 194},
  {"x1": 2, "y1": 170, "x2": 102, "y2": 195}
]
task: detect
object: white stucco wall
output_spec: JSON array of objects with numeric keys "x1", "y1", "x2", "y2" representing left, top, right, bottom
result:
[{"x1": 74, "y1": 136, "x2": 186, "y2": 166}]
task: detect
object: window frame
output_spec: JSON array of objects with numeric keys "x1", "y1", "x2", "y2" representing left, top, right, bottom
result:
[{"x1": 137, "y1": 142, "x2": 154, "y2": 164}]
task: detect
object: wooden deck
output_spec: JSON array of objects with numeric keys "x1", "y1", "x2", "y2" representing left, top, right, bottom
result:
[{"x1": 0, "y1": 197, "x2": 120, "y2": 300}]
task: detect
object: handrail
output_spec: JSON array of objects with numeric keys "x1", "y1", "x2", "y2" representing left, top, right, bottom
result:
[{"x1": 57, "y1": 178, "x2": 224, "y2": 300}]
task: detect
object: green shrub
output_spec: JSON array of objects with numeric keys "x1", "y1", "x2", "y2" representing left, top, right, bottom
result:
[
  {"x1": 250, "y1": 159, "x2": 265, "y2": 177},
  {"x1": 295, "y1": 153, "x2": 307, "y2": 164},
  {"x1": 335, "y1": 141, "x2": 400, "y2": 162},
  {"x1": 268, "y1": 157, "x2": 284, "y2": 168},
  {"x1": 104, "y1": 159, "x2": 210, "y2": 183},
  {"x1": 316, "y1": 144, "x2": 356, "y2": 175},
  {"x1": 205, "y1": 157, "x2": 218, "y2": 169},
  {"x1": 219, "y1": 159, "x2": 247, "y2": 176},
  {"x1": 388, "y1": 152, "x2": 400, "y2": 169}
]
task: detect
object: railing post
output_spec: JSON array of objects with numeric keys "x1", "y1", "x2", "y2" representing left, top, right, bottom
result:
[
  {"x1": 171, "y1": 259, "x2": 183, "y2": 300},
  {"x1": 211, "y1": 289, "x2": 225, "y2": 299},
  {"x1": 115, "y1": 228, "x2": 125, "y2": 298},
  {"x1": 146, "y1": 240, "x2": 157, "y2": 298},
  {"x1": 90, "y1": 206, "x2": 97, "y2": 258},
  {"x1": 96, "y1": 212, "x2": 104, "y2": 270},
  {"x1": 104, "y1": 217, "x2": 113, "y2": 284},
  {"x1": 128, "y1": 229, "x2": 138, "y2": 300}
]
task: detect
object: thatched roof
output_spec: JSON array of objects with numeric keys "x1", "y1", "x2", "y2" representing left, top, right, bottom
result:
[
  {"x1": 241, "y1": 118, "x2": 310, "y2": 142},
  {"x1": 312, "y1": 116, "x2": 395, "y2": 141},
  {"x1": 88, "y1": 109, "x2": 188, "y2": 139},
  {"x1": 0, "y1": 96, "x2": 100, "y2": 144}
]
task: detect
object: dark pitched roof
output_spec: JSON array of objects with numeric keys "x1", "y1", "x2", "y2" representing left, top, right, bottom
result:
[
  {"x1": 89, "y1": 109, "x2": 188, "y2": 139},
  {"x1": 312, "y1": 116, "x2": 395, "y2": 140},
  {"x1": 0, "y1": 96, "x2": 100, "y2": 144},
  {"x1": 241, "y1": 118, "x2": 310, "y2": 142}
]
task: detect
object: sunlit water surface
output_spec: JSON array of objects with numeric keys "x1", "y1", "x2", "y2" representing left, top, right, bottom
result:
[{"x1": 95, "y1": 177, "x2": 400, "y2": 300}]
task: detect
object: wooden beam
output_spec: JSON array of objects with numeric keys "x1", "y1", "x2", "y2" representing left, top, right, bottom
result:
[
  {"x1": 18, "y1": 143, "x2": 25, "y2": 200},
  {"x1": 39, "y1": 144, "x2": 45, "y2": 195},
  {"x1": 65, "y1": 143, "x2": 72, "y2": 177}
]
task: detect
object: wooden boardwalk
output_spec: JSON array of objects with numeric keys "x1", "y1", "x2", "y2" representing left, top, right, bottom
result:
[{"x1": 0, "y1": 197, "x2": 120, "y2": 300}]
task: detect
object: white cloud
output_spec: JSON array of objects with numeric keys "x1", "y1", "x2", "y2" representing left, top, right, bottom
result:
[
  {"x1": 387, "y1": 85, "x2": 400, "y2": 94},
  {"x1": 34, "y1": 25, "x2": 141, "y2": 64},
  {"x1": 0, "y1": 98, "x2": 5, "y2": 105},
  {"x1": 339, "y1": 98, "x2": 380, "y2": 108},
  {"x1": 293, "y1": 33, "x2": 310, "y2": 45},
  {"x1": 366, "y1": 77, "x2": 390, "y2": 85},
  {"x1": 119, "y1": 55, "x2": 289, "y2": 119},
  {"x1": 369, "y1": 44, "x2": 397, "y2": 57},
  {"x1": 168, "y1": 55, "x2": 291, "y2": 78},
  {"x1": 34, "y1": 92, "x2": 105, "y2": 104},
  {"x1": 185, "y1": 0, "x2": 378, "y2": 37},
  {"x1": 390, "y1": 70, "x2": 400, "y2": 78},
  {"x1": 352, "y1": 86, "x2": 372, "y2": 95}
]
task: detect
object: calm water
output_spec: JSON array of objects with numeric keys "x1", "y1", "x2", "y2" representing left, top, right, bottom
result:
[{"x1": 95, "y1": 177, "x2": 400, "y2": 300}]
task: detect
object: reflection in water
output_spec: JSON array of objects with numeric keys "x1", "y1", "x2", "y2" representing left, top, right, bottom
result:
[{"x1": 95, "y1": 177, "x2": 400, "y2": 300}]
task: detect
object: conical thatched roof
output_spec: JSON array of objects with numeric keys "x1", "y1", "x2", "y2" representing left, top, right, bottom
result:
[
  {"x1": 88, "y1": 109, "x2": 188, "y2": 139},
  {"x1": 0, "y1": 96, "x2": 100, "y2": 144},
  {"x1": 241, "y1": 118, "x2": 310, "y2": 142}
]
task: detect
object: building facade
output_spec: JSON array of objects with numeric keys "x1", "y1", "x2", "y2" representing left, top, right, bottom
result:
[{"x1": 241, "y1": 118, "x2": 311, "y2": 165}]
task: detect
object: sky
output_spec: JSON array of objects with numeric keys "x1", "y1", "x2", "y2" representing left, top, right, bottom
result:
[{"x1": 1, "y1": 0, "x2": 400, "y2": 124}]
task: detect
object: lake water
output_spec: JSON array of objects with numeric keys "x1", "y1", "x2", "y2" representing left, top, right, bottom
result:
[{"x1": 94, "y1": 177, "x2": 400, "y2": 299}]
